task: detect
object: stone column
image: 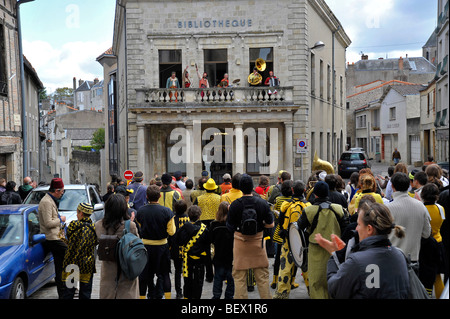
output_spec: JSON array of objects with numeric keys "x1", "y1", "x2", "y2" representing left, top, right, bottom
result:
[
  {"x1": 284, "y1": 122, "x2": 294, "y2": 174},
  {"x1": 185, "y1": 122, "x2": 195, "y2": 180},
  {"x1": 137, "y1": 124, "x2": 146, "y2": 177},
  {"x1": 235, "y1": 122, "x2": 245, "y2": 174}
]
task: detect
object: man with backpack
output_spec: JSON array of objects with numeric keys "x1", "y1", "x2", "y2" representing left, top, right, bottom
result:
[
  {"x1": 298, "y1": 181, "x2": 347, "y2": 299},
  {"x1": 226, "y1": 174, "x2": 274, "y2": 299},
  {"x1": 274, "y1": 180, "x2": 311, "y2": 299}
]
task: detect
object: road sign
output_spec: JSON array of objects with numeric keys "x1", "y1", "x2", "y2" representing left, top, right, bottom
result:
[
  {"x1": 296, "y1": 139, "x2": 308, "y2": 154},
  {"x1": 124, "y1": 170, "x2": 134, "y2": 180}
]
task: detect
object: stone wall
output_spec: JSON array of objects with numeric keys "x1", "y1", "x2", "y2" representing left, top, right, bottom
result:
[{"x1": 70, "y1": 150, "x2": 101, "y2": 186}]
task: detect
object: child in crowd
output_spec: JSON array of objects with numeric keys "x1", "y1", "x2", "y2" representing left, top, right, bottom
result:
[
  {"x1": 169, "y1": 200, "x2": 190, "y2": 299},
  {"x1": 209, "y1": 201, "x2": 234, "y2": 299},
  {"x1": 177, "y1": 205, "x2": 211, "y2": 299}
]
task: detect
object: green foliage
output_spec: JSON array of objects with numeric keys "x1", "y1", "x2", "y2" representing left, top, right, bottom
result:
[{"x1": 90, "y1": 128, "x2": 105, "y2": 150}]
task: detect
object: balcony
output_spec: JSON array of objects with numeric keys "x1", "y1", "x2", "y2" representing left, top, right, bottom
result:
[{"x1": 134, "y1": 86, "x2": 294, "y2": 108}]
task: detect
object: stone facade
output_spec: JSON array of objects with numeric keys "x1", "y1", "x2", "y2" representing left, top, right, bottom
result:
[
  {"x1": 1, "y1": 1, "x2": 25, "y2": 184},
  {"x1": 111, "y1": 0, "x2": 350, "y2": 182}
]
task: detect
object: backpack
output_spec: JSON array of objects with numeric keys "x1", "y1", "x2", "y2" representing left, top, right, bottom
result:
[
  {"x1": 238, "y1": 198, "x2": 258, "y2": 235},
  {"x1": 116, "y1": 220, "x2": 148, "y2": 280},
  {"x1": 282, "y1": 198, "x2": 310, "y2": 230}
]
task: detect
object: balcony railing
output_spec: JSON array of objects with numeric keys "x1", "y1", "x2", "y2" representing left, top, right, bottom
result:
[{"x1": 135, "y1": 86, "x2": 294, "y2": 107}]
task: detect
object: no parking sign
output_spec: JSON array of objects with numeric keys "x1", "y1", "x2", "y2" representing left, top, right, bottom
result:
[{"x1": 296, "y1": 139, "x2": 308, "y2": 154}]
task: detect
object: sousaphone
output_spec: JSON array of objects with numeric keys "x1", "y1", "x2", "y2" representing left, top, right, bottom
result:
[
  {"x1": 248, "y1": 58, "x2": 266, "y2": 85},
  {"x1": 305, "y1": 151, "x2": 335, "y2": 200}
]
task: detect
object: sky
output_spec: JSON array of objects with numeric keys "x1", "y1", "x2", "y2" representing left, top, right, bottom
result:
[{"x1": 20, "y1": 0, "x2": 439, "y2": 94}]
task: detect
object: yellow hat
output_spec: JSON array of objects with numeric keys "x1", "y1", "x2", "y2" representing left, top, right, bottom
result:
[
  {"x1": 278, "y1": 170, "x2": 286, "y2": 178},
  {"x1": 203, "y1": 178, "x2": 218, "y2": 190}
]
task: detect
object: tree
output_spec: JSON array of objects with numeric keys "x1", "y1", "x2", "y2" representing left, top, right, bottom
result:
[
  {"x1": 52, "y1": 87, "x2": 74, "y2": 100},
  {"x1": 90, "y1": 128, "x2": 105, "y2": 151}
]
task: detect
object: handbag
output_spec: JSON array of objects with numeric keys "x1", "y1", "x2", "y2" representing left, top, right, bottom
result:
[
  {"x1": 98, "y1": 234, "x2": 119, "y2": 262},
  {"x1": 395, "y1": 247, "x2": 430, "y2": 299}
]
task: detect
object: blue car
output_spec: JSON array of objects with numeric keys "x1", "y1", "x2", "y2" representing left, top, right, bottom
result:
[{"x1": 0, "y1": 205, "x2": 55, "y2": 299}]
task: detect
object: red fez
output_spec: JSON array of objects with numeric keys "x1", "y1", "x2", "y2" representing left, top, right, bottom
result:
[{"x1": 50, "y1": 178, "x2": 64, "y2": 189}]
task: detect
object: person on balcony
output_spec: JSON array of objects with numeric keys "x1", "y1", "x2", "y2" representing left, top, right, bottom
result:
[
  {"x1": 264, "y1": 70, "x2": 280, "y2": 95},
  {"x1": 196, "y1": 64, "x2": 210, "y2": 98},
  {"x1": 182, "y1": 65, "x2": 191, "y2": 88},
  {"x1": 166, "y1": 72, "x2": 180, "y2": 101}
]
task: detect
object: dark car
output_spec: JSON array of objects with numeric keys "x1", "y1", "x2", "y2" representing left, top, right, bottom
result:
[
  {"x1": 0, "y1": 205, "x2": 55, "y2": 299},
  {"x1": 338, "y1": 151, "x2": 372, "y2": 177}
]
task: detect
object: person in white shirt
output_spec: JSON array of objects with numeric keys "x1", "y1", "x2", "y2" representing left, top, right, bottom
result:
[{"x1": 386, "y1": 172, "x2": 431, "y2": 263}]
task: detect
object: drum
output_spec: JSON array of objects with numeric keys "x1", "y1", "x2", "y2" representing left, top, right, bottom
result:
[{"x1": 288, "y1": 222, "x2": 308, "y2": 271}]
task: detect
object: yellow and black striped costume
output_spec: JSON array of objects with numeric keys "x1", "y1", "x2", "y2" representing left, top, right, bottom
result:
[{"x1": 62, "y1": 216, "x2": 97, "y2": 283}]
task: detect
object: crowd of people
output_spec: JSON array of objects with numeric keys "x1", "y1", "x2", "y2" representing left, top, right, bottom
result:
[{"x1": 12, "y1": 158, "x2": 448, "y2": 300}]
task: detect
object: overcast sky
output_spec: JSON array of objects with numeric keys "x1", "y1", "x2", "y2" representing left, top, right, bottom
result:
[{"x1": 20, "y1": 0, "x2": 438, "y2": 94}]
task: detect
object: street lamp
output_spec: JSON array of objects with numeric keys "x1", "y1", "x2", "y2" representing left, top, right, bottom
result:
[
  {"x1": 17, "y1": 0, "x2": 35, "y2": 179},
  {"x1": 310, "y1": 41, "x2": 325, "y2": 51}
]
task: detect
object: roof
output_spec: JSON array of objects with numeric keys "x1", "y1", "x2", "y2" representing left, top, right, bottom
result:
[
  {"x1": 347, "y1": 80, "x2": 418, "y2": 98},
  {"x1": 379, "y1": 84, "x2": 427, "y2": 103},
  {"x1": 96, "y1": 47, "x2": 115, "y2": 62},
  {"x1": 353, "y1": 57, "x2": 436, "y2": 74},
  {"x1": 75, "y1": 80, "x2": 94, "y2": 92},
  {"x1": 0, "y1": 204, "x2": 38, "y2": 214},
  {"x1": 389, "y1": 84, "x2": 427, "y2": 96}
]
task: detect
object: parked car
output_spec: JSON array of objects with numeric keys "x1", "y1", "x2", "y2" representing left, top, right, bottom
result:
[
  {"x1": 23, "y1": 184, "x2": 104, "y2": 225},
  {"x1": 338, "y1": 150, "x2": 372, "y2": 177},
  {"x1": 0, "y1": 205, "x2": 55, "y2": 299}
]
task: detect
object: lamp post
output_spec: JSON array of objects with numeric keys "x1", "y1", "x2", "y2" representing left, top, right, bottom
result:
[{"x1": 17, "y1": 0, "x2": 35, "y2": 179}]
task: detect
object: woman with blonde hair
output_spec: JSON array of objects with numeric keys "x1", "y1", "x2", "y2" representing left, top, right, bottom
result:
[
  {"x1": 352, "y1": 174, "x2": 384, "y2": 212},
  {"x1": 316, "y1": 202, "x2": 409, "y2": 298}
]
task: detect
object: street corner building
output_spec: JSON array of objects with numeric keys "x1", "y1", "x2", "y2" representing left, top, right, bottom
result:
[
  {"x1": 1, "y1": 1, "x2": 43, "y2": 184},
  {"x1": 104, "y1": 0, "x2": 351, "y2": 184}
]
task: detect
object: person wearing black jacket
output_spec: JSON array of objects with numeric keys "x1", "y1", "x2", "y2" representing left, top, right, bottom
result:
[
  {"x1": 136, "y1": 185, "x2": 175, "y2": 299},
  {"x1": 177, "y1": 205, "x2": 211, "y2": 299},
  {"x1": 0, "y1": 181, "x2": 22, "y2": 205},
  {"x1": 209, "y1": 201, "x2": 234, "y2": 299}
]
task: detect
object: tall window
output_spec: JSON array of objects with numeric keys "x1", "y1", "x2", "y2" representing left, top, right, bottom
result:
[
  {"x1": 249, "y1": 48, "x2": 273, "y2": 84},
  {"x1": 311, "y1": 53, "x2": 316, "y2": 95},
  {"x1": 204, "y1": 49, "x2": 228, "y2": 87},
  {"x1": 0, "y1": 24, "x2": 8, "y2": 97},
  {"x1": 159, "y1": 50, "x2": 182, "y2": 88},
  {"x1": 319, "y1": 60, "x2": 324, "y2": 98}
]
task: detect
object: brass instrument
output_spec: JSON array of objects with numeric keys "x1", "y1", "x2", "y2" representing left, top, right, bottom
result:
[
  {"x1": 255, "y1": 58, "x2": 266, "y2": 72},
  {"x1": 305, "y1": 152, "x2": 335, "y2": 200},
  {"x1": 312, "y1": 151, "x2": 334, "y2": 174},
  {"x1": 248, "y1": 72, "x2": 262, "y2": 85},
  {"x1": 248, "y1": 58, "x2": 266, "y2": 85}
]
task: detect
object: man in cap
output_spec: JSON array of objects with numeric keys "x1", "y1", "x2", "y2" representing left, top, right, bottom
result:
[
  {"x1": 127, "y1": 171, "x2": 148, "y2": 210},
  {"x1": 62, "y1": 203, "x2": 97, "y2": 299},
  {"x1": 194, "y1": 178, "x2": 221, "y2": 227},
  {"x1": 38, "y1": 177, "x2": 67, "y2": 298},
  {"x1": 298, "y1": 181, "x2": 346, "y2": 299}
]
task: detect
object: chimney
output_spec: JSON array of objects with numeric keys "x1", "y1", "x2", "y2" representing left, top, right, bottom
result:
[
  {"x1": 73, "y1": 77, "x2": 77, "y2": 90},
  {"x1": 94, "y1": 78, "x2": 99, "y2": 85},
  {"x1": 361, "y1": 54, "x2": 369, "y2": 60},
  {"x1": 399, "y1": 56, "x2": 404, "y2": 71},
  {"x1": 79, "y1": 79, "x2": 83, "y2": 87}
]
